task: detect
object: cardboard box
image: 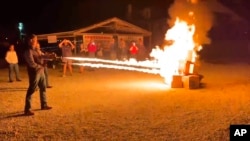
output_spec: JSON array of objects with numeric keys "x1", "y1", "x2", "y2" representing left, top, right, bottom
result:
[
  {"x1": 171, "y1": 75, "x2": 183, "y2": 88},
  {"x1": 184, "y1": 61, "x2": 195, "y2": 75},
  {"x1": 182, "y1": 75, "x2": 200, "y2": 89}
]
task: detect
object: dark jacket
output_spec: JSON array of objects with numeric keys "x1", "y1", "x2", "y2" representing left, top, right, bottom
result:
[{"x1": 24, "y1": 47, "x2": 44, "y2": 74}]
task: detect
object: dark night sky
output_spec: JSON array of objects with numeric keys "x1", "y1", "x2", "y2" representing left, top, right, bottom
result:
[
  {"x1": 0, "y1": 0, "x2": 171, "y2": 35},
  {"x1": 0, "y1": 0, "x2": 249, "y2": 35},
  {"x1": 0, "y1": 0, "x2": 249, "y2": 60}
]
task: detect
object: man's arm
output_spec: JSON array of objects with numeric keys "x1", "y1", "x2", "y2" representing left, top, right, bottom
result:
[
  {"x1": 58, "y1": 39, "x2": 66, "y2": 48},
  {"x1": 24, "y1": 49, "x2": 43, "y2": 70},
  {"x1": 5, "y1": 51, "x2": 11, "y2": 64},
  {"x1": 68, "y1": 40, "x2": 75, "y2": 50}
]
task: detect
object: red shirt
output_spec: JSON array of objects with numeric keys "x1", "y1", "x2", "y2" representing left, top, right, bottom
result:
[
  {"x1": 129, "y1": 45, "x2": 138, "y2": 54},
  {"x1": 88, "y1": 42, "x2": 97, "y2": 53}
]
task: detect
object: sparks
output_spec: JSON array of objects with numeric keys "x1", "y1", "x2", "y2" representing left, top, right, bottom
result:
[
  {"x1": 67, "y1": 57, "x2": 160, "y2": 69},
  {"x1": 73, "y1": 62, "x2": 160, "y2": 74}
]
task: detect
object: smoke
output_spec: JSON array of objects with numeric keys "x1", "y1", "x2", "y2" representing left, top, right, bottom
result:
[{"x1": 167, "y1": 0, "x2": 214, "y2": 45}]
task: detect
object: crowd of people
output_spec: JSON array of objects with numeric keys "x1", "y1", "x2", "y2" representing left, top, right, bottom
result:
[
  {"x1": 3, "y1": 34, "x2": 59, "y2": 116},
  {"x1": 4, "y1": 37, "x2": 149, "y2": 81},
  {"x1": 1, "y1": 35, "x2": 149, "y2": 116},
  {"x1": 79, "y1": 38, "x2": 148, "y2": 61}
]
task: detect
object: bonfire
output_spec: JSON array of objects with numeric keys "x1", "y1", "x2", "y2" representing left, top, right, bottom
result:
[{"x1": 150, "y1": 17, "x2": 203, "y2": 89}]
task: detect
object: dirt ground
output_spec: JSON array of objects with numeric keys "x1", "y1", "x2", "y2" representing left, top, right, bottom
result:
[{"x1": 0, "y1": 61, "x2": 250, "y2": 141}]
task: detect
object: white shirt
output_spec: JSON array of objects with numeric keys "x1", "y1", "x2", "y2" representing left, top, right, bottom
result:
[{"x1": 5, "y1": 51, "x2": 18, "y2": 64}]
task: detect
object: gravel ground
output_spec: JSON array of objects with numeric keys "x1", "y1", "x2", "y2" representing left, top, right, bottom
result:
[{"x1": 0, "y1": 62, "x2": 250, "y2": 141}]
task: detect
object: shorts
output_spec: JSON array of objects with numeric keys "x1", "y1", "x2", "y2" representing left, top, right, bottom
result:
[{"x1": 62, "y1": 57, "x2": 72, "y2": 64}]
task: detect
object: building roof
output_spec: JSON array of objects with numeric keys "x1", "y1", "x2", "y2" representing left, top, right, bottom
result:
[{"x1": 37, "y1": 17, "x2": 152, "y2": 40}]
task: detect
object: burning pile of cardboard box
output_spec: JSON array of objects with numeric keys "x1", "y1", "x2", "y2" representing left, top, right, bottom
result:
[{"x1": 171, "y1": 51, "x2": 203, "y2": 89}]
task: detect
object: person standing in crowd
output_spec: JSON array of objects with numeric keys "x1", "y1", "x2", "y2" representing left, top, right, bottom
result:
[
  {"x1": 96, "y1": 42, "x2": 103, "y2": 58},
  {"x1": 79, "y1": 43, "x2": 87, "y2": 73},
  {"x1": 87, "y1": 39, "x2": 97, "y2": 71},
  {"x1": 129, "y1": 41, "x2": 139, "y2": 60},
  {"x1": 58, "y1": 39, "x2": 75, "y2": 77},
  {"x1": 137, "y1": 38, "x2": 147, "y2": 61},
  {"x1": 119, "y1": 38, "x2": 127, "y2": 60},
  {"x1": 109, "y1": 38, "x2": 117, "y2": 60},
  {"x1": 36, "y1": 42, "x2": 53, "y2": 88},
  {"x1": 5, "y1": 44, "x2": 22, "y2": 82},
  {"x1": 23, "y1": 34, "x2": 52, "y2": 116},
  {"x1": 87, "y1": 39, "x2": 97, "y2": 58}
]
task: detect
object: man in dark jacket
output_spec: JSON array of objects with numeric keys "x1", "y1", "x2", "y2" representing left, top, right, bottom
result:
[{"x1": 23, "y1": 34, "x2": 52, "y2": 116}]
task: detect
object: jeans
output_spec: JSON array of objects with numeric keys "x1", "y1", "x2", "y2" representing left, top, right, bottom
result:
[
  {"x1": 24, "y1": 68, "x2": 47, "y2": 111},
  {"x1": 44, "y1": 66, "x2": 50, "y2": 86},
  {"x1": 8, "y1": 63, "x2": 20, "y2": 81}
]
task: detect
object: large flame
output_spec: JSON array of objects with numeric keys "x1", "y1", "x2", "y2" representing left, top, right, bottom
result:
[
  {"x1": 150, "y1": 17, "x2": 201, "y2": 84},
  {"x1": 68, "y1": 18, "x2": 201, "y2": 86},
  {"x1": 67, "y1": 18, "x2": 203, "y2": 87},
  {"x1": 67, "y1": 18, "x2": 201, "y2": 86}
]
